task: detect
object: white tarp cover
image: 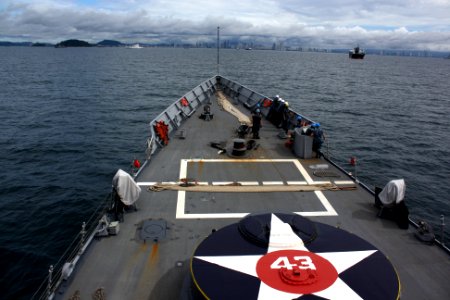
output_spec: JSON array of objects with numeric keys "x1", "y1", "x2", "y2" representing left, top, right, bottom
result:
[
  {"x1": 112, "y1": 169, "x2": 141, "y2": 206},
  {"x1": 379, "y1": 179, "x2": 405, "y2": 206}
]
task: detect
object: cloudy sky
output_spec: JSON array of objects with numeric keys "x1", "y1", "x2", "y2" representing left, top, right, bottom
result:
[{"x1": 1, "y1": 0, "x2": 450, "y2": 51}]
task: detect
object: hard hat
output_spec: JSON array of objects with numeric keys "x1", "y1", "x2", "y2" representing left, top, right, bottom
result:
[
  {"x1": 255, "y1": 108, "x2": 261, "y2": 113},
  {"x1": 285, "y1": 102, "x2": 289, "y2": 106},
  {"x1": 296, "y1": 116, "x2": 302, "y2": 120}
]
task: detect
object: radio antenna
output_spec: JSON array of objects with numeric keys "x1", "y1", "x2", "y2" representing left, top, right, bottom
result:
[{"x1": 217, "y1": 26, "x2": 220, "y2": 75}]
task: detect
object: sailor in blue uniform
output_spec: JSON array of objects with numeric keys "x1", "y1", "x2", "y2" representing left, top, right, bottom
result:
[
  {"x1": 266, "y1": 95, "x2": 279, "y2": 123},
  {"x1": 311, "y1": 123, "x2": 325, "y2": 158},
  {"x1": 294, "y1": 115, "x2": 303, "y2": 128},
  {"x1": 251, "y1": 109, "x2": 262, "y2": 139}
]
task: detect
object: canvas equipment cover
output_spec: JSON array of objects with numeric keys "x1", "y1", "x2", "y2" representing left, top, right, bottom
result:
[{"x1": 112, "y1": 169, "x2": 141, "y2": 206}]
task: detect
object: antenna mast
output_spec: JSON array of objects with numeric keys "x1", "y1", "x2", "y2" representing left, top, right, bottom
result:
[{"x1": 217, "y1": 26, "x2": 220, "y2": 75}]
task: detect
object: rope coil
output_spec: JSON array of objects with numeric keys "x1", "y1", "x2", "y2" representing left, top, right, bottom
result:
[
  {"x1": 148, "y1": 182, "x2": 355, "y2": 193},
  {"x1": 216, "y1": 90, "x2": 251, "y2": 125}
]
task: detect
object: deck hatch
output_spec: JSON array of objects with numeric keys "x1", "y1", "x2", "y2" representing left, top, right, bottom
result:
[
  {"x1": 313, "y1": 170, "x2": 341, "y2": 178},
  {"x1": 140, "y1": 220, "x2": 167, "y2": 241}
]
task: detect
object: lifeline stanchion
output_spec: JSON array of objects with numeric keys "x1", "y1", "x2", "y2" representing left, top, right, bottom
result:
[
  {"x1": 47, "y1": 265, "x2": 53, "y2": 298},
  {"x1": 350, "y1": 156, "x2": 358, "y2": 183},
  {"x1": 79, "y1": 222, "x2": 86, "y2": 254},
  {"x1": 326, "y1": 139, "x2": 330, "y2": 159},
  {"x1": 441, "y1": 215, "x2": 446, "y2": 246}
]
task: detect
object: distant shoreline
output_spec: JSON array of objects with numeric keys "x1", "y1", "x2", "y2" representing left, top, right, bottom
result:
[{"x1": 1, "y1": 40, "x2": 449, "y2": 58}]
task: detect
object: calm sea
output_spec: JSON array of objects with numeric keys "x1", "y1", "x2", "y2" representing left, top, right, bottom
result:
[{"x1": 0, "y1": 47, "x2": 449, "y2": 299}]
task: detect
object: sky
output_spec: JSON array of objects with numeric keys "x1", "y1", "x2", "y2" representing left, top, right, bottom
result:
[{"x1": 1, "y1": 0, "x2": 450, "y2": 51}]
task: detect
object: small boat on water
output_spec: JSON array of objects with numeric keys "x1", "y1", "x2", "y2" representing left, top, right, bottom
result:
[
  {"x1": 349, "y1": 46, "x2": 365, "y2": 59},
  {"x1": 126, "y1": 43, "x2": 143, "y2": 49}
]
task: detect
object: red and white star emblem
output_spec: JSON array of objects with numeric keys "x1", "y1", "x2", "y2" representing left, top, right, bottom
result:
[{"x1": 193, "y1": 214, "x2": 393, "y2": 299}]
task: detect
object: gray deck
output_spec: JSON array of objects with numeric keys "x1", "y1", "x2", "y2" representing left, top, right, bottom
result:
[{"x1": 56, "y1": 83, "x2": 450, "y2": 300}]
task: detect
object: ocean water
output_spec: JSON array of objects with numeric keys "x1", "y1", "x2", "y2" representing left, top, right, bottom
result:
[{"x1": 0, "y1": 47, "x2": 449, "y2": 299}]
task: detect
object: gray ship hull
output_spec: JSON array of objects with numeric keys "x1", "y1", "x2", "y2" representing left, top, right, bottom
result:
[{"x1": 36, "y1": 76, "x2": 449, "y2": 300}]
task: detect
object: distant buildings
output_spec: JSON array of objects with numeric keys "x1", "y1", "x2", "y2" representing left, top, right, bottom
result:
[{"x1": 0, "y1": 39, "x2": 448, "y2": 58}]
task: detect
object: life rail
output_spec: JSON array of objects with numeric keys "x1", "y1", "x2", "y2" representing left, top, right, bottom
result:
[
  {"x1": 31, "y1": 193, "x2": 112, "y2": 300},
  {"x1": 32, "y1": 76, "x2": 219, "y2": 299},
  {"x1": 214, "y1": 76, "x2": 449, "y2": 255},
  {"x1": 148, "y1": 76, "x2": 217, "y2": 151},
  {"x1": 324, "y1": 155, "x2": 450, "y2": 255}
]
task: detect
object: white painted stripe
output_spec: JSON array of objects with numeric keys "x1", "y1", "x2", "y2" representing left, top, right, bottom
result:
[
  {"x1": 138, "y1": 181, "x2": 211, "y2": 186},
  {"x1": 292, "y1": 160, "x2": 314, "y2": 184},
  {"x1": 183, "y1": 158, "x2": 297, "y2": 163},
  {"x1": 262, "y1": 181, "x2": 284, "y2": 185},
  {"x1": 286, "y1": 181, "x2": 308, "y2": 185},
  {"x1": 238, "y1": 181, "x2": 260, "y2": 186},
  {"x1": 161, "y1": 181, "x2": 178, "y2": 185},
  {"x1": 212, "y1": 181, "x2": 235, "y2": 186},
  {"x1": 299, "y1": 211, "x2": 339, "y2": 216},
  {"x1": 334, "y1": 180, "x2": 356, "y2": 185},
  {"x1": 174, "y1": 157, "x2": 339, "y2": 219},
  {"x1": 175, "y1": 191, "x2": 186, "y2": 219},
  {"x1": 179, "y1": 159, "x2": 188, "y2": 179},
  {"x1": 137, "y1": 182, "x2": 157, "y2": 186},
  {"x1": 177, "y1": 212, "x2": 250, "y2": 219},
  {"x1": 176, "y1": 210, "x2": 338, "y2": 219},
  {"x1": 175, "y1": 189, "x2": 338, "y2": 219},
  {"x1": 312, "y1": 180, "x2": 331, "y2": 184},
  {"x1": 315, "y1": 191, "x2": 338, "y2": 216}
]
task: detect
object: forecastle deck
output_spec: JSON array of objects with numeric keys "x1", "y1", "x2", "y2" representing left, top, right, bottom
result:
[{"x1": 51, "y1": 77, "x2": 449, "y2": 300}]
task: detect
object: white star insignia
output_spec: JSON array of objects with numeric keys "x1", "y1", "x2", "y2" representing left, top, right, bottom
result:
[{"x1": 195, "y1": 214, "x2": 376, "y2": 299}]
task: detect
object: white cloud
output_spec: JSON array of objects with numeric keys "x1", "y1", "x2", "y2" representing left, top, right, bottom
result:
[{"x1": 0, "y1": 0, "x2": 449, "y2": 51}]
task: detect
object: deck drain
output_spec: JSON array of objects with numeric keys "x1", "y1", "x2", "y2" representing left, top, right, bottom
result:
[
  {"x1": 140, "y1": 220, "x2": 166, "y2": 241},
  {"x1": 313, "y1": 170, "x2": 341, "y2": 178}
]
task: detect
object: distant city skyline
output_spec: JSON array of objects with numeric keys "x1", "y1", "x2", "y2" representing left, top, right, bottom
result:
[{"x1": 1, "y1": 0, "x2": 450, "y2": 51}]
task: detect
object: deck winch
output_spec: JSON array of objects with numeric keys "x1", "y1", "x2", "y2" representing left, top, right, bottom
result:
[{"x1": 229, "y1": 138, "x2": 247, "y2": 157}]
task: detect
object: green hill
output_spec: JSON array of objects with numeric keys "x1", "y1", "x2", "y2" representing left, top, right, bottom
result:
[
  {"x1": 55, "y1": 39, "x2": 92, "y2": 48},
  {"x1": 97, "y1": 40, "x2": 124, "y2": 47}
]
